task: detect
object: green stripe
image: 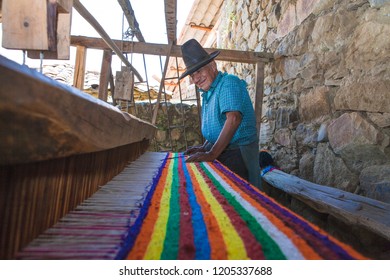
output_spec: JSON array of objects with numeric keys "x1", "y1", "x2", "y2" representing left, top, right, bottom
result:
[
  {"x1": 161, "y1": 154, "x2": 181, "y2": 259},
  {"x1": 200, "y1": 163, "x2": 287, "y2": 260}
]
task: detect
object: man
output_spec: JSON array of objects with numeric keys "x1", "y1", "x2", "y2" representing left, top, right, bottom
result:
[{"x1": 179, "y1": 39, "x2": 260, "y2": 188}]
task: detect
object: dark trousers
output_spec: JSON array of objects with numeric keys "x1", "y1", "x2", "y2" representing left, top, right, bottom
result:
[{"x1": 217, "y1": 148, "x2": 248, "y2": 181}]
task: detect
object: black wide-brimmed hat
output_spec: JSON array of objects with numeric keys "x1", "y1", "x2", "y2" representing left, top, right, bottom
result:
[{"x1": 179, "y1": 39, "x2": 220, "y2": 80}]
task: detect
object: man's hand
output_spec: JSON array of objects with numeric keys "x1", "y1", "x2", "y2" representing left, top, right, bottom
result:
[
  {"x1": 185, "y1": 151, "x2": 217, "y2": 162},
  {"x1": 184, "y1": 145, "x2": 206, "y2": 156}
]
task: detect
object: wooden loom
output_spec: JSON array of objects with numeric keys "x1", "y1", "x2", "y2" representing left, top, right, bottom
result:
[
  {"x1": 1, "y1": 56, "x2": 389, "y2": 260},
  {"x1": 0, "y1": 0, "x2": 389, "y2": 259},
  {"x1": 0, "y1": 56, "x2": 156, "y2": 259}
]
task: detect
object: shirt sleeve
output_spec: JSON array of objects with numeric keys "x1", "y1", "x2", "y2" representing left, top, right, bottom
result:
[{"x1": 218, "y1": 75, "x2": 246, "y2": 115}]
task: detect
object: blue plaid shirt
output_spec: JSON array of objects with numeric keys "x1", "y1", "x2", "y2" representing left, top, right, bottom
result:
[{"x1": 200, "y1": 72, "x2": 257, "y2": 146}]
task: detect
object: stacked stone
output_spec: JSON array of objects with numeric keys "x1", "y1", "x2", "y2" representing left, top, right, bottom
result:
[{"x1": 217, "y1": 0, "x2": 390, "y2": 202}]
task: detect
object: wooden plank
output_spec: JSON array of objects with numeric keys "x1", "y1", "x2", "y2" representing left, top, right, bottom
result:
[
  {"x1": 0, "y1": 55, "x2": 156, "y2": 165},
  {"x1": 165, "y1": 0, "x2": 177, "y2": 43},
  {"x1": 47, "y1": 0, "x2": 58, "y2": 51},
  {"x1": 263, "y1": 169, "x2": 390, "y2": 241},
  {"x1": 28, "y1": 12, "x2": 72, "y2": 59},
  {"x1": 98, "y1": 50, "x2": 112, "y2": 102},
  {"x1": 71, "y1": 36, "x2": 274, "y2": 63},
  {"x1": 254, "y1": 62, "x2": 264, "y2": 135},
  {"x1": 114, "y1": 66, "x2": 134, "y2": 101},
  {"x1": 73, "y1": 0, "x2": 143, "y2": 82},
  {"x1": 2, "y1": 0, "x2": 49, "y2": 50},
  {"x1": 57, "y1": 0, "x2": 73, "y2": 13},
  {"x1": 73, "y1": 45, "x2": 87, "y2": 90},
  {"x1": 152, "y1": 42, "x2": 174, "y2": 125},
  {"x1": 55, "y1": 12, "x2": 72, "y2": 58}
]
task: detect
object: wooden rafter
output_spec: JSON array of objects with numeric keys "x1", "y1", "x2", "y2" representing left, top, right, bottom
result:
[
  {"x1": 117, "y1": 0, "x2": 145, "y2": 42},
  {"x1": 151, "y1": 42, "x2": 174, "y2": 125},
  {"x1": 71, "y1": 36, "x2": 274, "y2": 63},
  {"x1": 73, "y1": 0, "x2": 143, "y2": 81},
  {"x1": 165, "y1": 0, "x2": 177, "y2": 43}
]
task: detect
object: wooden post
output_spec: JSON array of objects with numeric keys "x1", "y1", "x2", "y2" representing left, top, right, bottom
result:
[
  {"x1": 109, "y1": 71, "x2": 116, "y2": 106},
  {"x1": 151, "y1": 42, "x2": 174, "y2": 125},
  {"x1": 73, "y1": 46, "x2": 87, "y2": 90},
  {"x1": 98, "y1": 50, "x2": 112, "y2": 102},
  {"x1": 254, "y1": 62, "x2": 265, "y2": 138}
]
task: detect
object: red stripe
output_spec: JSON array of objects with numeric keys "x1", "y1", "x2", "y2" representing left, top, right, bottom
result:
[
  {"x1": 198, "y1": 166, "x2": 265, "y2": 259},
  {"x1": 214, "y1": 165, "x2": 345, "y2": 259},
  {"x1": 177, "y1": 156, "x2": 196, "y2": 259}
]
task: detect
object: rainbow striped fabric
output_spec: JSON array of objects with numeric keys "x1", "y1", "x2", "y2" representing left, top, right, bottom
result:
[{"x1": 118, "y1": 153, "x2": 366, "y2": 260}]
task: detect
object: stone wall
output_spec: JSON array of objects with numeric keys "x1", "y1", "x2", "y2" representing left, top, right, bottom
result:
[
  {"x1": 131, "y1": 102, "x2": 203, "y2": 152},
  {"x1": 216, "y1": 0, "x2": 390, "y2": 202}
]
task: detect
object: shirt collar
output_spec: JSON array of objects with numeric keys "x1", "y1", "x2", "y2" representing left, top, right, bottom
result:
[{"x1": 200, "y1": 71, "x2": 224, "y2": 100}]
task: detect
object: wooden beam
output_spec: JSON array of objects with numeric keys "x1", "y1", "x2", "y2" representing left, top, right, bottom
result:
[
  {"x1": 189, "y1": 23, "x2": 213, "y2": 31},
  {"x1": 254, "y1": 62, "x2": 265, "y2": 136},
  {"x1": 57, "y1": 0, "x2": 73, "y2": 13},
  {"x1": 152, "y1": 42, "x2": 174, "y2": 125},
  {"x1": 73, "y1": 0, "x2": 143, "y2": 82},
  {"x1": 165, "y1": 0, "x2": 177, "y2": 43},
  {"x1": 28, "y1": 12, "x2": 72, "y2": 59},
  {"x1": 71, "y1": 36, "x2": 274, "y2": 63},
  {"x1": 98, "y1": 50, "x2": 112, "y2": 102},
  {"x1": 263, "y1": 169, "x2": 390, "y2": 242},
  {"x1": 0, "y1": 55, "x2": 156, "y2": 165},
  {"x1": 117, "y1": 0, "x2": 145, "y2": 42},
  {"x1": 73, "y1": 45, "x2": 87, "y2": 90}
]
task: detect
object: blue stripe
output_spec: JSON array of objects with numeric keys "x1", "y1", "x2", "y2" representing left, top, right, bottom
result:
[
  {"x1": 115, "y1": 153, "x2": 169, "y2": 259},
  {"x1": 181, "y1": 154, "x2": 211, "y2": 259}
]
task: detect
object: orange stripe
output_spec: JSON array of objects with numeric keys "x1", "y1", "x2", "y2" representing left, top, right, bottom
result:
[
  {"x1": 208, "y1": 163, "x2": 322, "y2": 259},
  {"x1": 126, "y1": 153, "x2": 172, "y2": 259},
  {"x1": 187, "y1": 163, "x2": 227, "y2": 259}
]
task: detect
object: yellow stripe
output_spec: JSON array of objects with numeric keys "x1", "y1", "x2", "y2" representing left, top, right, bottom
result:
[
  {"x1": 143, "y1": 157, "x2": 175, "y2": 259},
  {"x1": 189, "y1": 163, "x2": 249, "y2": 260}
]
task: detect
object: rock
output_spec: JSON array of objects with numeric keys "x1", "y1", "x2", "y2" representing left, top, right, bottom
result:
[
  {"x1": 299, "y1": 151, "x2": 315, "y2": 181},
  {"x1": 155, "y1": 130, "x2": 167, "y2": 142},
  {"x1": 258, "y1": 21, "x2": 268, "y2": 40},
  {"x1": 170, "y1": 128, "x2": 181, "y2": 141},
  {"x1": 346, "y1": 18, "x2": 389, "y2": 70},
  {"x1": 313, "y1": 143, "x2": 359, "y2": 193},
  {"x1": 369, "y1": 0, "x2": 390, "y2": 8},
  {"x1": 259, "y1": 121, "x2": 275, "y2": 145},
  {"x1": 334, "y1": 76, "x2": 390, "y2": 113},
  {"x1": 326, "y1": 112, "x2": 389, "y2": 173},
  {"x1": 274, "y1": 107, "x2": 298, "y2": 128},
  {"x1": 328, "y1": 112, "x2": 390, "y2": 154},
  {"x1": 274, "y1": 128, "x2": 292, "y2": 147},
  {"x1": 281, "y1": 58, "x2": 300, "y2": 80},
  {"x1": 360, "y1": 164, "x2": 390, "y2": 203},
  {"x1": 277, "y1": 3, "x2": 297, "y2": 38},
  {"x1": 317, "y1": 122, "x2": 329, "y2": 142},
  {"x1": 274, "y1": 147, "x2": 298, "y2": 173},
  {"x1": 296, "y1": 0, "x2": 317, "y2": 24},
  {"x1": 299, "y1": 86, "x2": 331, "y2": 122},
  {"x1": 296, "y1": 123, "x2": 318, "y2": 148},
  {"x1": 367, "y1": 112, "x2": 390, "y2": 128}
]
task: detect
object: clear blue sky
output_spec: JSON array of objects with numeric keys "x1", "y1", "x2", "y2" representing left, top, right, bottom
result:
[{"x1": 0, "y1": 0, "x2": 194, "y2": 86}]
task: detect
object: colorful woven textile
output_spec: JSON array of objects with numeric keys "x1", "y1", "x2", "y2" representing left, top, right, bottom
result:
[{"x1": 118, "y1": 153, "x2": 366, "y2": 260}]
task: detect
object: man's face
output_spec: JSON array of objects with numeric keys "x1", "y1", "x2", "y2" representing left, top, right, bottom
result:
[{"x1": 189, "y1": 62, "x2": 218, "y2": 91}]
